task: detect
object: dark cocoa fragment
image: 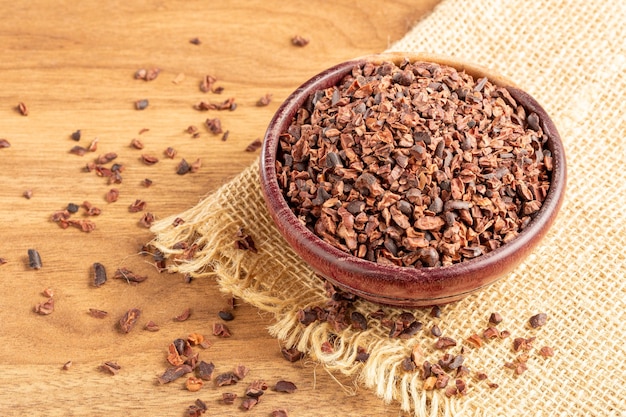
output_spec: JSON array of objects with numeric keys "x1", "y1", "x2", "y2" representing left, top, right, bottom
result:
[
  {"x1": 245, "y1": 379, "x2": 268, "y2": 398},
  {"x1": 113, "y1": 267, "x2": 147, "y2": 283},
  {"x1": 185, "y1": 399, "x2": 207, "y2": 417},
  {"x1": 34, "y1": 298, "x2": 54, "y2": 315},
  {"x1": 280, "y1": 346, "x2": 303, "y2": 362},
  {"x1": 350, "y1": 311, "x2": 368, "y2": 330},
  {"x1": 256, "y1": 93, "x2": 272, "y2": 107},
  {"x1": 213, "y1": 322, "x2": 231, "y2": 337},
  {"x1": 174, "y1": 308, "x2": 191, "y2": 322},
  {"x1": 241, "y1": 397, "x2": 259, "y2": 411},
  {"x1": 539, "y1": 346, "x2": 555, "y2": 357},
  {"x1": 434, "y1": 336, "x2": 457, "y2": 350},
  {"x1": 196, "y1": 361, "x2": 215, "y2": 380},
  {"x1": 135, "y1": 99, "x2": 149, "y2": 110},
  {"x1": 431, "y1": 325, "x2": 442, "y2": 337},
  {"x1": 99, "y1": 361, "x2": 121, "y2": 375},
  {"x1": 88, "y1": 308, "x2": 108, "y2": 318},
  {"x1": 489, "y1": 312, "x2": 503, "y2": 325},
  {"x1": 118, "y1": 308, "x2": 141, "y2": 333},
  {"x1": 245, "y1": 138, "x2": 262, "y2": 152},
  {"x1": 92, "y1": 262, "x2": 107, "y2": 287},
  {"x1": 144, "y1": 321, "x2": 159, "y2": 331},
  {"x1": 158, "y1": 364, "x2": 192, "y2": 384},
  {"x1": 128, "y1": 199, "x2": 147, "y2": 212},
  {"x1": 28, "y1": 249, "x2": 42, "y2": 269},
  {"x1": 271, "y1": 409, "x2": 289, "y2": 417},
  {"x1": 221, "y1": 392, "x2": 237, "y2": 405},
  {"x1": 529, "y1": 313, "x2": 548, "y2": 328},
  {"x1": 17, "y1": 102, "x2": 28, "y2": 116},
  {"x1": 176, "y1": 159, "x2": 191, "y2": 175},
  {"x1": 274, "y1": 380, "x2": 297, "y2": 393},
  {"x1": 0, "y1": 139, "x2": 11, "y2": 148},
  {"x1": 215, "y1": 372, "x2": 239, "y2": 387},
  {"x1": 291, "y1": 35, "x2": 309, "y2": 47},
  {"x1": 71, "y1": 130, "x2": 81, "y2": 141},
  {"x1": 218, "y1": 310, "x2": 234, "y2": 321}
]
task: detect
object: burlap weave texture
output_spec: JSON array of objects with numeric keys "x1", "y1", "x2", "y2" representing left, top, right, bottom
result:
[{"x1": 151, "y1": 1, "x2": 626, "y2": 415}]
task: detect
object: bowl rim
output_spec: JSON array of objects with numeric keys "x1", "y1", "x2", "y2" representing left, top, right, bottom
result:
[{"x1": 260, "y1": 52, "x2": 567, "y2": 304}]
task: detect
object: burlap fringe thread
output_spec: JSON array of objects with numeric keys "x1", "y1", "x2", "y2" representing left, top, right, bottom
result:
[{"x1": 150, "y1": 160, "x2": 465, "y2": 417}]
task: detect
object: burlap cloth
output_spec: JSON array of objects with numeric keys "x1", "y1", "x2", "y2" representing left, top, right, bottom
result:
[{"x1": 150, "y1": 1, "x2": 626, "y2": 415}]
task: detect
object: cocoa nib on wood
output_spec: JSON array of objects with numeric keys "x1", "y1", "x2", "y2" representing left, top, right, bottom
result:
[{"x1": 276, "y1": 60, "x2": 553, "y2": 268}]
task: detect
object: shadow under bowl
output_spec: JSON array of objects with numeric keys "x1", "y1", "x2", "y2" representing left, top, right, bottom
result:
[{"x1": 260, "y1": 52, "x2": 566, "y2": 307}]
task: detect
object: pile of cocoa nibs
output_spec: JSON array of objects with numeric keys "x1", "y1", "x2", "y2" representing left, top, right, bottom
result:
[{"x1": 276, "y1": 60, "x2": 553, "y2": 267}]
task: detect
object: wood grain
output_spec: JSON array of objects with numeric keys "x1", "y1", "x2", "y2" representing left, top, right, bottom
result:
[{"x1": 0, "y1": 1, "x2": 439, "y2": 415}]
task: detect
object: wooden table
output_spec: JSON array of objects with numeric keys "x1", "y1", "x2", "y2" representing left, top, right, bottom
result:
[{"x1": 0, "y1": 1, "x2": 439, "y2": 415}]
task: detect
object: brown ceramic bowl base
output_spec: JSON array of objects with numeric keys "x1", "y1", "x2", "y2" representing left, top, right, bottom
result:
[{"x1": 261, "y1": 52, "x2": 566, "y2": 307}]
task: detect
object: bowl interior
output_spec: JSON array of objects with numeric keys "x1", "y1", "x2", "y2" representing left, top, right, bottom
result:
[{"x1": 260, "y1": 52, "x2": 566, "y2": 307}]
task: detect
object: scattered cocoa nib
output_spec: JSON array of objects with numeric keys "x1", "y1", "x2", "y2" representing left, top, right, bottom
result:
[
  {"x1": 256, "y1": 93, "x2": 272, "y2": 107},
  {"x1": 158, "y1": 364, "x2": 193, "y2": 384},
  {"x1": 88, "y1": 308, "x2": 108, "y2": 318},
  {"x1": 185, "y1": 376, "x2": 204, "y2": 392},
  {"x1": 280, "y1": 347, "x2": 303, "y2": 362},
  {"x1": 220, "y1": 130, "x2": 230, "y2": 141},
  {"x1": 99, "y1": 361, "x2": 121, "y2": 375},
  {"x1": 234, "y1": 227, "x2": 257, "y2": 252},
  {"x1": 185, "y1": 399, "x2": 207, "y2": 417},
  {"x1": 105, "y1": 188, "x2": 119, "y2": 203},
  {"x1": 118, "y1": 308, "x2": 141, "y2": 333},
  {"x1": 504, "y1": 359, "x2": 529, "y2": 375},
  {"x1": 271, "y1": 409, "x2": 289, "y2": 417},
  {"x1": 218, "y1": 310, "x2": 234, "y2": 321},
  {"x1": 489, "y1": 312, "x2": 503, "y2": 324},
  {"x1": 62, "y1": 361, "x2": 73, "y2": 370},
  {"x1": 129, "y1": 199, "x2": 147, "y2": 212},
  {"x1": 215, "y1": 372, "x2": 239, "y2": 387},
  {"x1": 174, "y1": 308, "x2": 191, "y2": 322},
  {"x1": 141, "y1": 154, "x2": 159, "y2": 165},
  {"x1": 186, "y1": 125, "x2": 199, "y2": 135},
  {"x1": 134, "y1": 68, "x2": 161, "y2": 81},
  {"x1": 529, "y1": 313, "x2": 548, "y2": 328},
  {"x1": 113, "y1": 267, "x2": 147, "y2": 283},
  {"x1": 430, "y1": 306, "x2": 442, "y2": 318},
  {"x1": 245, "y1": 138, "x2": 262, "y2": 152},
  {"x1": 465, "y1": 333, "x2": 483, "y2": 348},
  {"x1": 241, "y1": 397, "x2": 259, "y2": 411},
  {"x1": 95, "y1": 152, "x2": 117, "y2": 164},
  {"x1": 321, "y1": 341, "x2": 333, "y2": 353},
  {"x1": 245, "y1": 379, "x2": 268, "y2": 398},
  {"x1": 222, "y1": 392, "x2": 237, "y2": 405},
  {"x1": 144, "y1": 320, "x2": 160, "y2": 331},
  {"x1": 23, "y1": 189, "x2": 33, "y2": 199},
  {"x1": 82, "y1": 200, "x2": 101, "y2": 216},
  {"x1": 0, "y1": 257, "x2": 7, "y2": 265},
  {"x1": 196, "y1": 361, "x2": 215, "y2": 380},
  {"x1": 189, "y1": 37, "x2": 201, "y2": 45},
  {"x1": 177, "y1": 159, "x2": 191, "y2": 175},
  {"x1": 431, "y1": 324, "x2": 443, "y2": 337},
  {"x1": 0, "y1": 139, "x2": 11, "y2": 148},
  {"x1": 213, "y1": 322, "x2": 231, "y2": 337},
  {"x1": 291, "y1": 35, "x2": 309, "y2": 47},
  {"x1": 28, "y1": 248, "x2": 42, "y2": 269},
  {"x1": 205, "y1": 117, "x2": 222, "y2": 134},
  {"x1": 34, "y1": 298, "x2": 54, "y2": 315},
  {"x1": 199, "y1": 75, "x2": 217, "y2": 93},
  {"x1": 17, "y1": 102, "x2": 28, "y2": 116},
  {"x1": 172, "y1": 217, "x2": 185, "y2": 227},
  {"x1": 434, "y1": 336, "x2": 457, "y2": 349},
  {"x1": 277, "y1": 60, "x2": 553, "y2": 267},
  {"x1": 402, "y1": 357, "x2": 416, "y2": 372},
  {"x1": 274, "y1": 380, "x2": 298, "y2": 393},
  {"x1": 483, "y1": 326, "x2": 501, "y2": 340},
  {"x1": 141, "y1": 178, "x2": 153, "y2": 187},
  {"x1": 355, "y1": 346, "x2": 370, "y2": 362},
  {"x1": 187, "y1": 333, "x2": 205, "y2": 346},
  {"x1": 512, "y1": 337, "x2": 536, "y2": 352},
  {"x1": 539, "y1": 346, "x2": 555, "y2": 357},
  {"x1": 167, "y1": 342, "x2": 184, "y2": 366},
  {"x1": 87, "y1": 137, "x2": 99, "y2": 152},
  {"x1": 92, "y1": 262, "x2": 107, "y2": 287},
  {"x1": 135, "y1": 99, "x2": 149, "y2": 110},
  {"x1": 193, "y1": 97, "x2": 235, "y2": 111},
  {"x1": 164, "y1": 147, "x2": 177, "y2": 159},
  {"x1": 70, "y1": 130, "x2": 81, "y2": 141},
  {"x1": 189, "y1": 158, "x2": 202, "y2": 173},
  {"x1": 130, "y1": 138, "x2": 144, "y2": 149},
  {"x1": 350, "y1": 311, "x2": 368, "y2": 330},
  {"x1": 69, "y1": 145, "x2": 87, "y2": 156},
  {"x1": 140, "y1": 212, "x2": 155, "y2": 228}
]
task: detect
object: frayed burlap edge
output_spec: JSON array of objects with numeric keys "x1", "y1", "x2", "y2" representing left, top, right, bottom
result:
[{"x1": 150, "y1": 160, "x2": 468, "y2": 417}]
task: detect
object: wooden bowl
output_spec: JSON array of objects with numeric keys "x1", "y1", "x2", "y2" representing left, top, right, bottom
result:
[{"x1": 260, "y1": 52, "x2": 566, "y2": 307}]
